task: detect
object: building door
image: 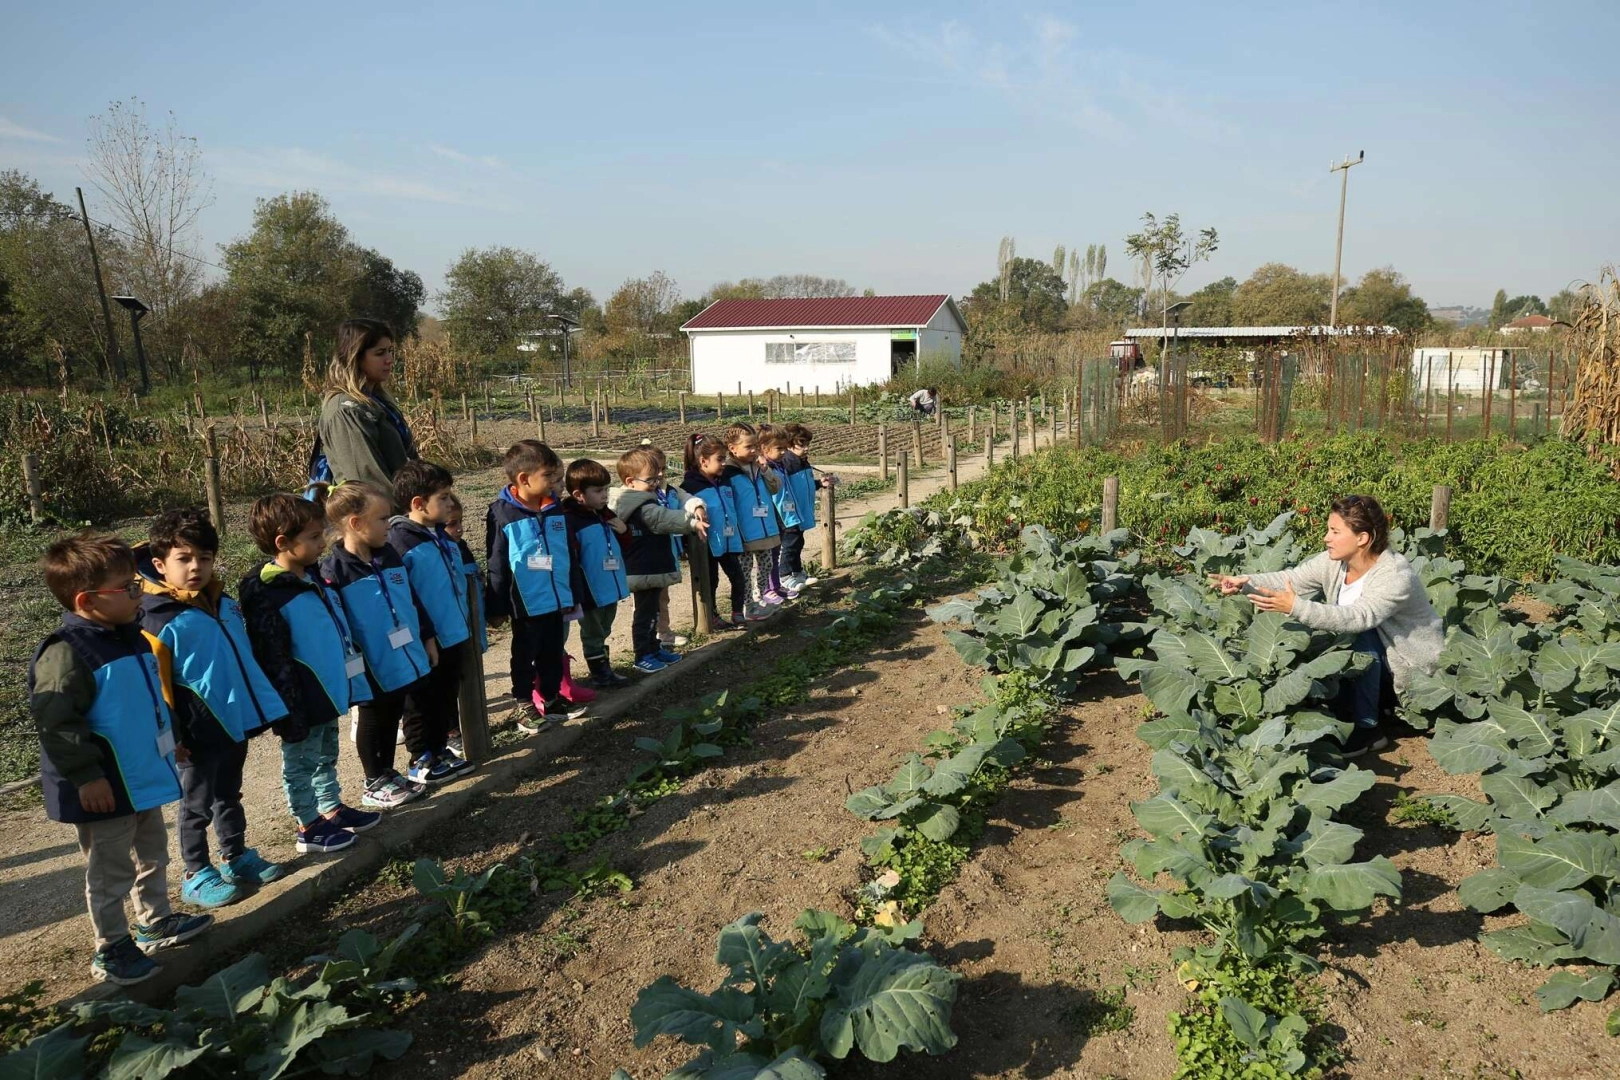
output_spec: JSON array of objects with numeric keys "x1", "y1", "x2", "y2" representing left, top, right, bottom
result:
[{"x1": 890, "y1": 338, "x2": 916, "y2": 376}]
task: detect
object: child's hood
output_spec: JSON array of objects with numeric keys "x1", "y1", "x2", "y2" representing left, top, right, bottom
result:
[
  {"x1": 682, "y1": 470, "x2": 719, "y2": 495},
  {"x1": 134, "y1": 542, "x2": 223, "y2": 617}
]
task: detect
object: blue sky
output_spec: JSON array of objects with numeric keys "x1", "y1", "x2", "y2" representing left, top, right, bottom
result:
[{"x1": 3, "y1": 1, "x2": 1616, "y2": 313}]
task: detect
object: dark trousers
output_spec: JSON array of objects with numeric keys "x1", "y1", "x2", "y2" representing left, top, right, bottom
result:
[
  {"x1": 403, "y1": 639, "x2": 466, "y2": 757},
  {"x1": 708, "y1": 552, "x2": 746, "y2": 615},
  {"x1": 510, "y1": 612, "x2": 565, "y2": 703},
  {"x1": 178, "y1": 736, "x2": 249, "y2": 873},
  {"x1": 630, "y1": 589, "x2": 662, "y2": 659},
  {"x1": 356, "y1": 685, "x2": 419, "y2": 782},
  {"x1": 1335, "y1": 629, "x2": 1395, "y2": 728},
  {"x1": 781, "y1": 526, "x2": 805, "y2": 577}
]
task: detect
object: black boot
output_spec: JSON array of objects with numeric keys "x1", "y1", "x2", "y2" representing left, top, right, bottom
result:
[{"x1": 587, "y1": 653, "x2": 631, "y2": 689}]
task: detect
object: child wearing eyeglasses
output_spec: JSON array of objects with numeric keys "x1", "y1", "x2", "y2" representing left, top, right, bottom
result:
[{"x1": 614, "y1": 447, "x2": 710, "y2": 672}]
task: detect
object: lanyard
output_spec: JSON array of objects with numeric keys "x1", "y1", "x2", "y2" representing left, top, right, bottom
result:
[
  {"x1": 309, "y1": 574, "x2": 359, "y2": 655},
  {"x1": 368, "y1": 560, "x2": 405, "y2": 628}
]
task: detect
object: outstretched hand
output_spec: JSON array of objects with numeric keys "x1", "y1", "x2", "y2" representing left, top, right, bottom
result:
[
  {"x1": 1248, "y1": 583, "x2": 1297, "y2": 615},
  {"x1": 1207, "y1": 574, "x2": 1249, "y2": 596}
]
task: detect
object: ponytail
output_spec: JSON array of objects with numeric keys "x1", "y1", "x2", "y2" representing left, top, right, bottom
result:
[{"x1": 684, "y1": 433, "x2": 726, "y2": 474}]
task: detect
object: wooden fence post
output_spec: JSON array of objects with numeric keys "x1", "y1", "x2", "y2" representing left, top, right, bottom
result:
[
  {"x1": 1028, "y1": 402, "x2": 1037, "y2": 452},
  {"x1": 912, "y1": 420, "x2": 923, "y2": 467},
  {"x1": 203, "y1": 425, "x2": 225, "y2": 535},
  {"x1": 591, "y1": 399, "x2": 601, "y2": 438},
  {"x1": 461, "y1": 391, "x2": 470, "y2": 423},
  {"x1": 968, "y1": 405, "x2": 977, "y2": 445},
  {"x1": 819, "y1": 484, "x2": 837, "y2": 570},
  {"x1": 687, "y1": 536, "x2": 714, "y2": 636},
  {"x1": 458, "y1": 575, "x2": 490, "y2": 764},
  {"x1": 602, "y1": 394, "x2": 611, "y2": 425},
  {"x1": 799, "y1": 386, "x2": 806, "y2": 408},
  {"x1": 766, "y1": 390, "x2": 775, "y2": 423},
  {"x1": 1049, "y1": 404, "x2": 1057, "y2": 447},
  {"x1": 849, "y1": 390, "x2": 856, "y2": 425},
  {"x1": 259, "y1": 396, "x2": 270, "y2": 431},
  {"x1": 537, "y1": 410, "x2": 546, "y2": 443},
  {"x1": 748, "y1": 389, "x2": 755, "y2": 418},
  {"x1": 716, "y1": 392, "x2": 724, "y2": 419},
  {"x1": 22, "y1": 453, "x2": 44, "y2": 523},
  {"x1": 1429, "y1": 485, "x2": 1452, "y2": 532},
  {"x1": 1102, "y1": 476, "x2": 1120, "y2": 533},
  {"x1": 878, "y1": 424, "x2": 889, "y2": 482},
  {"x1": 986, "y1": 410, "x2": 995, "y2": 466},
  {"x1": 679, "y1": 391, "x2": 687, "y2": 424},
  {"x1": 814, "y1": 385, "x2": 820, "y2": 406},
  {"x1": 947, "y1": 437, "x2": 958, "y2": 491},
  {"x1": 1011, "y1": 403, "x2": 1021, "y2": 459},
  {"x1": 896, "y1": 453, "x2": 909, "y2": 508}
]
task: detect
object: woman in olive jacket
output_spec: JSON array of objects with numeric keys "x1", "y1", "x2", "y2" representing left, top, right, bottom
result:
[{"x1": 313, "y1": 319, "x2": 417, "y2": 505}]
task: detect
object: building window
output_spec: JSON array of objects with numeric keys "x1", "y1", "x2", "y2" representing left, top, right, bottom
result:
[{"x1": 765, "y1": 341, "x2": 857, "y2": 364}]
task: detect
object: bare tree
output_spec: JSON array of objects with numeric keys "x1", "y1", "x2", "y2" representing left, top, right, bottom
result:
[
  {"x1": 997, "y1": 236, "x2": 1016, "y2": 303},
  {"x1": 84, "y1": 98, "x2": 213, "y2": 369}
]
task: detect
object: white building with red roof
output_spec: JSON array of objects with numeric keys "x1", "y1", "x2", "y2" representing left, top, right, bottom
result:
[
  {"x1": 1500, "y1": 314, "x2": 1555, "y2": 334},
  {"x1": 680, "y1": 294, "x2": 966, "y2": 394}
]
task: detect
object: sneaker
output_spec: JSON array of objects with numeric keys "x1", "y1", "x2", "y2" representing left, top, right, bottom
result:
[
  {"x1": 512, "y1": 701, "x2": 548, "y2": 735},
  {"x1": 799, "y1": 573, "x2": 820, "y2": 587},
  {"x1": 745, "y1": 604, "x2": 772, "y2": 622},
  {"x1": 654, "y1": 648, "x2": 683, "y2": 665},
  {"x1": 132, "y1": 912, "x2": 213, "y2": 953},
  {"x1": 222, "y1": 848, "x2": 283, "y2": 887},
  {"x1": 446, "y1": 734, "x2": 464, "y2": 757},
  {"x1": 181, "y1": 866, "x2": 241, "y2": 909},
  {"x1": 326, "y1": 803, "x2": 382, "y2": 833},
  {"x1": 659, "y1": 633, "x2": 691, "y2": 648},
  {"x1": 728, "y1": 612, "x2": 747, "y2": 628},
  {"x1": 589, "y1": 663, "x2": 633, "y2": 690},
  {"x1": 408, "y1": 752, "x2": 457, "y2": 786},
  {"x1": 1338, "y1": 724, "x2": 1390, "y2": 759},
  {"x1": 295, "y1": 818, "x2": 357, "y2": 854},
  {"x1": 394, "y1": 770, "x2": 429, "y2": 798},
  {"x1": 91, "y1": 937, "x2": 158, "y2": 986},
  {"x1": 541, "y1": 695, "x2": 588, "y2": 721},
  {"x1": 436, "y1": 749, "x2": 476, "y2": 775},
  {"x1": 361, "y1": 773, "x2": 418, "y2": 810},
  {"x1": 778, "y1": 584, "x2": 801, "y2": 601},
  {"x1": 633, "y1": 655, "x2": 667, "y2": 674},
  {"x1": 761, "y1": 590, "x2": 786, "y2": 606}
]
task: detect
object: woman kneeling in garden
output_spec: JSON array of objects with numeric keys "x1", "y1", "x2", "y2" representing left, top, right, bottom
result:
[{"x1": 1210, "y1": 494, "x2": 1444, "y2": 757}]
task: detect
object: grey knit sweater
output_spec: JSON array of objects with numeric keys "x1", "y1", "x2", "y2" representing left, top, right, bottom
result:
[{"x1": 1247, "y1": 549, "x2": 1444, "y2": 695}]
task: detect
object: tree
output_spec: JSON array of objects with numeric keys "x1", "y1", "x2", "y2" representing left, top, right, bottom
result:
[
  {"x1": 968, "y1": 257, "x2": 1068, "y2": 332},
  {"x1": 1502, "y1": 294, "x2": 1547, "y2": 321},
  {"x1": 1075, "y1": 278, "x2": 1143, "y2": 329},
  {"x1": 1489, "y1": 289, "x2": 1511, "y2": 330},
  {"x1": 601, "y1": 272, "x2": 683, "y2": 359},
  {"x1": 1337, "y1": 267, "x2": 1430, "y2": 333},
  {"x1": 1124, "y1": 212, "x2": 1218, "y2": 340},
  {"x1": 1232, "y1": 263, "x2": 1333, "y2": 326},
  {"x1": 1184, "y1": 276, "x2": 1238, "y2": 327},
  {"x1": 83, "y1": 98, "x2": 212, "y2": 372},
  {"x1": 1548, "y1": 289, "x2": 1583, "y2": 325},
  {"x1": 350, "y1": 249, "x2": 425, "y2": 341},
  {"x1": 439, "y1": 245, "x2": 565, "y2": 363}
]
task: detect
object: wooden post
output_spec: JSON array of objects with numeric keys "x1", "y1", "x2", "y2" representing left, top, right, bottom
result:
[
  {"x1": 947, "y1": 437, "x2": 958, "y2": 491},
  {"x1": 194, "y1": 392, "x2": 206, "y2": 422},
  {"x1": 22, "y1": 453, "x2": 44, "y2": 523},
  {"x1": 819, "y1": 484, "x2": 837, "y2": 571},
  {"x1": 679, "y1": 391, "x2": 687, "y2": 424},
  {"x1": 766, "y1": 390, "x2": 774, "y2": 423},
  {"x1": 1049, "y1": 404, "x2": 1057, "y2": 447},
  {"x1": 936, "y1": 393, "x2": 945, "y2": 426},
  {"x1": 537, "y1": 410, "x2": 546, "y2": 443},
  {"x1": 1028, "y1": 402, "x2": 1038, "y2": 452},
  {"x1": 259, "y1": 396, "x2": 270, "y2": 431},
  {"x1": 1429, "y1": 485, "x2": 1452, "y2": 532},
  {"x1": 1101, "y1": 476, "x2": 1120, "y2": 533},
  {"x1": 687, "y1": 535, "x2": 714, "y2": 636},
  {"x1": 941, "y1": 411, "x2": 951, "y2": 456},
  {"x1": 878, "y1": 424, "x2": 889, "y2": 481},
  {"x1": 1533, "y1": 402, "x2": 1542, "y2": 435},
  {"x1": 968, "y1": 405, "x2": 977, "y2": 444},
  {"x1": 912, "y1": 420, "x2": 923, "y2": 467},
  {"x1": 748, "y1": 389, "x2": 755, "y2": 418},
  {"x1": 716, "y1": 391, "x2": 724, "y2": 419},
  {"x1": 799, "y1": 386, "x2": 806, "y2": 408},
  {"x1": 986, "y1": 410, "x2": 995, "y2": 466},
  {"x1": 814, "y1": 385, "x2": 820, "y2": 406},
  {"x1": 591, "y1": 399, "x2": 601, "y2": 438},
  {"x1": 457, "y1": 575, "x2": 491, "y2": 764},
  {"x1": 602, "y1": 394, "x2": 611, "y2": 425},
  {"x1": 1508, "y1": 352, "x2": 1517, "y2": 441},
  {"x1": 1011, "y1": 403, "x2": 1020, "y2": 459},
  {"x1": 203, "y1": 425, "x2": 225, "y2": 536},
  {"x1": 849, "y1": 389, "x2": 857, "y2": 425},
  {"x1": 461, "y1": 391, "x2": 471, "y2": 423},
  {"x1": 896, "y1": 453, "x2": 909, "y2": 508}
]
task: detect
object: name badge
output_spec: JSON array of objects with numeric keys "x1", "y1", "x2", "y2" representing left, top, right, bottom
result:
[
  {"x1": 388, "y1": 626, "x2": 414, "y2": 650},
  {"x1": 752, "y1": 506, "x2": 769, "y2": 518},
  {"x1": 603, "y1": 557, "x2": 620, "y2": 572},
  {"x1": 345, "y1": 653, "x2": 366, "y2": 678},
  {"x1": 156, "y1": 727, "x2": 176, "y2": 757},
  {"x1": 527, "y1": 553, "x2": 554, "y2": 571},
  {"x1": 723, "y1": 526, "x2": 736, "y2": 537}
]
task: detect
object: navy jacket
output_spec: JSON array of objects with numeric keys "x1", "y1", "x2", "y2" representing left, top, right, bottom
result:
[
  {"x1": 30, "y1": 615, "x2": 182, "y2": 824},
  {"x1": 561, "y1": 499, "x2": 631, "y2": 610},
  {"x1": 388, "y1": 517, "x2": 471, "y2": 650},
  {"x1": 320, "y1": 544, "x2": 432, "y2": 694},
  {"x1": 485, "y1": 489, "x2": 573, "y2": 620},
  {"x1": 239, "y1": 563, "x2": 374, "y2": 741}
]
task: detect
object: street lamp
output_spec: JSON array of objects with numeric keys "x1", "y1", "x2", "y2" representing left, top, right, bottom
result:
[
  {"x1": 111, "y1": 295, "x2": 151, "y2": 393},
  {"x1": 546, "y1": 312, "x2": 582, "y2": 389}
]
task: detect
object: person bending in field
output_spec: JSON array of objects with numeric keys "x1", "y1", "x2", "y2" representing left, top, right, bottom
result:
[
  {"x1": 908, "y1": 386, "x2": 939, "y2": 418},
  {"x1": 1209, "y1": 494, "x2": 1443, "y2": 758}
]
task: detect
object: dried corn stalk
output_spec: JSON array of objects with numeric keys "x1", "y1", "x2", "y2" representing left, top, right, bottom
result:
[{"x1": 1566, "y1": 268, "x2": 1620, "y2": 470}]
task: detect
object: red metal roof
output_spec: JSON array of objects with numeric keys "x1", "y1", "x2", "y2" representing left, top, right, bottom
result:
[
  {"x1": 1505, "y1": 314, "x2": 1554, "y2": 328},
  {"x1": 682, "y1": 295, "x2": 955, "y2": 331}
]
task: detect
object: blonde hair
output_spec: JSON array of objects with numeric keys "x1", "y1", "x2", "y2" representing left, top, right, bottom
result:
[
  {"x1": 324, "y1": 319, "x2": 397, "y2": 404},
  {"x1": 616, "y1": 447, "x2": 659, "y2": 483},
  {"x1": 324, "y1": 481, "x2": 390, "y2": 530}
]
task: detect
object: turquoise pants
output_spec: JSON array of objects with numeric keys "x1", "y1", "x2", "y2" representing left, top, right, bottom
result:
[{"x1": 280, "y1": 720, "x2": 343, "y2": 826}]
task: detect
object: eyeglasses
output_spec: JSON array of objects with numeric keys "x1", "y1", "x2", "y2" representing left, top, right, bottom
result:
[
  {"x1": 630, "y1": 475, "x2": 661, "y2": 485},
  {"x1": 84, "y1": 580, "x2": 142, "y2": 600}
]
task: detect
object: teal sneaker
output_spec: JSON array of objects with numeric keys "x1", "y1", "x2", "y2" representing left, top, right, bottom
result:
[
  {"x1": 91, "y1": 937, "x2": 158, "y2": 986},
  {"x1": 133, "y1": 912, "x2": 214, "y2": 953},
  {"x1": 222, "y1": 848, "x2": 283, "y2": 887},
  {"x1": 181, "y1": 866, "x2": 240, "y2": 909}
]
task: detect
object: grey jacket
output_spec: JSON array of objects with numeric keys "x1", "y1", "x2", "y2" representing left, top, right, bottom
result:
[
  {"x1": 318, "y1": 391, "x2": 414, "y2": 503},
  {"x1": 1247, "y1": 548, "x2": 1444, "y2": 695},
  {"x1": 612, "y1": 486, "x2": 704, "y2": 591}
]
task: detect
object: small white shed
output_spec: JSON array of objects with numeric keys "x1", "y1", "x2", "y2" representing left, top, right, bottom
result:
[
  {"x1": 681, "y1": 295, "x2": 966, "y2": 394},
  {"x1": 1410, "y1": 347, "x2": 1530, "y2": 394}
]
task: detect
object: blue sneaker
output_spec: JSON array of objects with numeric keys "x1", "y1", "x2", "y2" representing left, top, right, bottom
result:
[
  {"x1": 91, "y1": 937, "x2": 158, "y2": 986},
  {"x1": 133, "y1": 912, "x2": 213, "y2": 953},
  {"x1": 327, "y1": 803, "x2": 381, "y2": 833},
  {"x1": 436, "y1": 749, "x2": 476, "y2": 776},
  {"x1": 654, "y1": 649, "x2": 683, "y2": 665},
  {"x1": 632, "y1": 655, "x2": 666, "y2": 674},
  {"x1": 296, "y1": 818, "x2": 357, "y2": 854},
  {"x1": 181, "y1": 866, "x2": 241, "y2": 909},
  {"x1": 407, "y1": 752, "x2": 456, "y2": 786},
  {"x1": 222, "y1": 848, "x2": 284, "y2": 887}
]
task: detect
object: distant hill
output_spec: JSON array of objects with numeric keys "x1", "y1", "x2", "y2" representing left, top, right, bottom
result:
[{"x1": 1430, "y1": 305, "x2": 1489, "y2": 326}]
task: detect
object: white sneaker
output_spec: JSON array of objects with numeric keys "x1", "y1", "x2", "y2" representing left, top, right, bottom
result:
[{"x1": 659, "y1": 633, "x2": 691, "y2": 648}]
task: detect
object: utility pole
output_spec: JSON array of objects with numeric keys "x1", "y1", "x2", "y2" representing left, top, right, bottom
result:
[
  {"x1": 76, "y1": 187, "x2": 123, "y2": 384},
  {"x1": 1328, "y1": 151, "x2": 1365, "y2": 327}
]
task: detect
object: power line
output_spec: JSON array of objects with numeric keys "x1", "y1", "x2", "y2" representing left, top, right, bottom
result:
[{"x1": 0, "y1": 208, "x2": 228, "y2": 273}]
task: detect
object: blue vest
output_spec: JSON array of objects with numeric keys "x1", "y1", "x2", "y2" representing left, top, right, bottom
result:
[
  {"x1": 768, "y1": 460, "x2": 809, "y2": 530},
  {"x1": 32, "y1": 618, "x2": 182, "y2": 823},
  {"x1": 389, "y1": 519, "x2": 471, "y2": 649},
  {"x1": 684, "y1": 473, "x2": 744, "y2": 557},
  {"x1": 569, "y1": 510, "x2": 631, "y2": 608},
  {"x1": 655, "y1": 487, "x2": 686, "y2": 560},
  {"x1": 783, "y1": 454, "x2": 818, "y2": 531},
  {"x1": 141, "y1": 588, "x2": 288, "y2": 744},
  {"x1": 491, "y1": 495, "x2": 574, "y2": 618},
  {"x1": 724, "y1": 465, "x2": 780, "y2": 544},
  {"x1": 253, "y1": 565, "x2": 375, "y2": 719},
  {"x1": 321, "y1": 546, "x2": 431, "y2": 693},
  {"x1": 456, "y1": 539, "x2": 489, "y2": 653}
]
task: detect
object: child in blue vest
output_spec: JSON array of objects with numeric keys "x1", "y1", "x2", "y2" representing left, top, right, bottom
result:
[
  {"x1": 139, "y1": 510, "x2": 289, "y2": 909},
  {"x1": 389, "y1": 460, "x2": 477, "y2": 787},
  {"x1": 614, "y1": 446, "x2": 709, "y2": 673},
  {"x1": 561, "y1": 458, "x2": 633, "y2": 687},
  {"x1": 776, "y1": 422, "x2": 830, "y2": 593},
  {"x1": 239, "y1": 494, "x2": 382, "y2": 856},
  {"x1": 32, "y1": 534, "x2": 213, "y2": 986},
  {"x1": 442, "y1": 493, "x2": 487, "y2": 758},
  {"x1": 320, "y1": 482, "x2": 438, "y2": 809},
  {"x1": 682, "y1": 434, "x2": 751, "y2": 626},
  {"x1": 721, "y1": 422, "x2": 782, "y2": 619},
  {"x1": 485, "y1": 440, "x2": 586, "y2": 733},
  {"x1": 639, "y1": 442, "x2": 691, "y2": 651}
]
